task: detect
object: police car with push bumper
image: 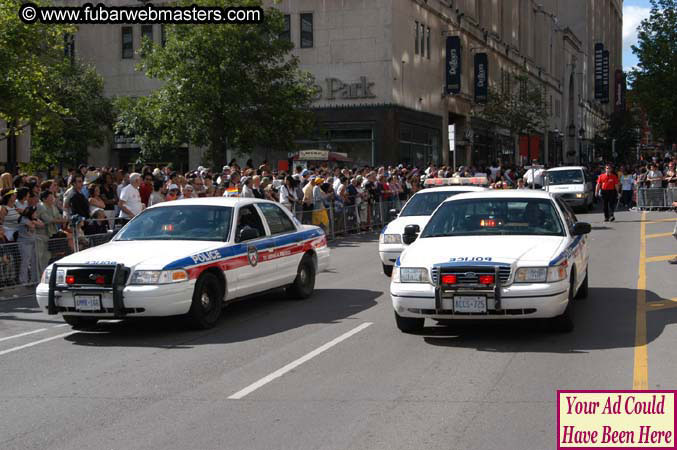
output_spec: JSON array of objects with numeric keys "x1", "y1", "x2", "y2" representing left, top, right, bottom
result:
[
  {"x1": 35, "y1": 198, "x2": 330, "y2": 329},
  {"x1": 390, "y1": 190, "x2": 591, "y2": 333},
  {"x1": 379, "y1": 177, "x2": 488, "y2": 277}
]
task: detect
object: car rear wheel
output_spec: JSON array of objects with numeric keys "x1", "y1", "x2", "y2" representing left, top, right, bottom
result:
[
  {"x1": 187, "y1": 273, "x2": 222, "y2": 329},
  {"x1": 63, "y1": 316, "x2": 98, "y2": 329},
  {"x1": 394, "y1": 312, "x2": 424, "y2": 333},
  {"x1": 382, "y1": 264, "x2": 393, "y2": 277},
  {"x1": 286, "y1": 255, "x2": 315, "y2": 299},
  {"x1": 549, "y1": 275, "x2": 575, "y2": 333}
]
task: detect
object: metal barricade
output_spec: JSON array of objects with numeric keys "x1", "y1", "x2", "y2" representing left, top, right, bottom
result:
[{"x1": 636, "y1": 188, "x2": 676, "y2": 210}]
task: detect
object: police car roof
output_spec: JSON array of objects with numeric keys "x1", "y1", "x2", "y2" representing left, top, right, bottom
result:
[
  {"x1": 443, "y1": 189, "x2": 555, "y2": 203},
  {"x1": 546, "y1": 166, "x2": 586, "y2": 172},
  {"x1": 149, "y1": 197, "x2": 274, "y2": 209}
]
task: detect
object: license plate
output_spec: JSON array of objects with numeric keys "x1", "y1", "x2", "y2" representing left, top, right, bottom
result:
[
  {"x1": 453, "y1": 296, "x2": 487, "y2": 313},
  {"x1": 75, "y1": 295, "x2": 101, "y2": 311}
]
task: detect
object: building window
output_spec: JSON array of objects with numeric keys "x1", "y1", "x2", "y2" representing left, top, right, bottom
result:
[
  {"x1": 415, "y1": 21, "x2": 419, "y2": 54},
  {"x1": 426, "y1": 27, "x2": 431, "y2": 59},
  {"x1": 121, "y1": 26, "x2": 133, "y2": 59},
  {"x1": 420, "y1": 23, "x2": 425, "y2": 57},
  {"x1": 280, "y1": 14, "x2": 291, "y2": 42},
  {"x1": 161, "y1": 25, "x2": 166, "y2": 47},
  {"x1": 300, "y1": 13, "x2": 313, "y2": 48},
  {"x1": 64, "y1": 33, "x2": 75, "y2": 61},
  {"x1": 141, "y1": 25, "x2": 153, "y2": 43}
]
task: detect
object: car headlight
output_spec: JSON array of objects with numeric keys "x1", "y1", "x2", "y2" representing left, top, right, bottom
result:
[
  {"x1": 380, "y1": 234, "x2": 402, "y2": 244},
  {"x1": 514, "y1": 267, "x2": 547, "y2": 283},
  {"x1": 546, "y1": 262, "x2": 568, "y2": 282},
  {"x1": 41, "y1": 267, "x2": 65, "y2": 285},
  {"x1": 129, "y1": 270, "x2": 189, "y2": 285},
  {"x1": 394, "y1": 267, "x2": 429, "y2": 283},
  {"x1": 575, "y1": 193, "x2": 585, "y2": 198}
]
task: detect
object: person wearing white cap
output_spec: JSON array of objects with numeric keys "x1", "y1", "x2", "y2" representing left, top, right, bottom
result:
[{"x1": 165, "y1": 184, "x2": 180, "y2": 201}]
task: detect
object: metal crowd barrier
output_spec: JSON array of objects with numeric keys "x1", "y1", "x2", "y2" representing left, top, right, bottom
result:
[{"x1": 636, "y1": 188, "x2": 677, "y2": 210}]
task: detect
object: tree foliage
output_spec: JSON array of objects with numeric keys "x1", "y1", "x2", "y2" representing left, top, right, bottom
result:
[
  {"x1": 0, "y1": 0, "x2": 76, "y2": 140},
  {"x1": 595, "y1": 109, "x2": 640, "y2": 164},
  {"x1": 115, "y1": 0, "x2": 317, "y2": 167},
  {"x1": 472, "y1": 72, "x2": 548, "y2": 148},
  {"x1": 28, "y1": 62, "x2": 114, "y2": 171},
  {"x1": 629, "y1": 0, "x2": 677, "y2": 145}
]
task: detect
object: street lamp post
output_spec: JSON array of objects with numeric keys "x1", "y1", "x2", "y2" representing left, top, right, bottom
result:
[{"x1": 568, "y1": 123, "x2": 576, "y2": 164}]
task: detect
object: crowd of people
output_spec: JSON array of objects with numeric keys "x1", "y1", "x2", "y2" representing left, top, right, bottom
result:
[{"x1": 0, "y1": 152, "x2": 675, "y2": 285}]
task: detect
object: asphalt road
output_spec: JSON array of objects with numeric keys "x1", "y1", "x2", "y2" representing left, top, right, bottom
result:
[{"x1": 1, "y1": 207, "x2": 676, "y2": 450}]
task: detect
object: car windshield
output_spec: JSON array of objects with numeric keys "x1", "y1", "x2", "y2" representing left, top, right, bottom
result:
[
  {"x1": 546, "y1": 169, "x2": 584, "y2": 185},
  {"x1": 115, "y1": 205, "x2": 233, "y2": 241},
  {"x1": 400, "y1": 190, "x2": 468, "y2": 216},
  {"x1": 420, "y1": 198, "x2": 565, "y2": 237}
]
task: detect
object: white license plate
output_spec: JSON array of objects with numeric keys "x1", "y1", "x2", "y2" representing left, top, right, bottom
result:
[
  {"x1": 453, "y1": 296, "x2": 487, "y2": 313},
  {"x1": 75, "y1": 295, "x2": 101, "y2": 311}
]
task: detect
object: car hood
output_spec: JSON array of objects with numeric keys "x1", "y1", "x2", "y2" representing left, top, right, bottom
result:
[
  {"x1": 54, "y1": 240, "x2": 221, "y2": 270},
  {"x1": 545, "y1": 184, "x2": 585, "y2": 193},
  {"x1": 400, "y1": 235, "x2": 567, "y2": 266},
  {"x1": 383, "y1": 216, "x2": 432, "y2": 236}
]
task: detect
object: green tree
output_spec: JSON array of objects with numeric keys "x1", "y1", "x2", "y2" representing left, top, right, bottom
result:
[
  {"x1": 595, "y1": 110, "x2": 640, "y2": 164},
  {"x1": 28, "y1": 62, "x2": 114, "y2": 172},
  {"x1": 472, "y1": 71, "x2": 548, "y2": 162},
  {"x1": 0, "y1": 0, "x2": 75, "y2": 141},
  {"x1": 116, "y1": 0, "x2": 317, "y2": 167},
  {"x1": 630, "y1": 0, "x2": 677, "y2": 145}
]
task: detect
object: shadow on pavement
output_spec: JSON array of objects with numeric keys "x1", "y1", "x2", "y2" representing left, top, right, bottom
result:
[
  {"x1": 422, "y1": 287, "x2": 677, "y2": 354},
  {"x1": 328, "y1": 233, "x2": 378, "y2": 248},
  {"x1": 63, "y1": 288, "x2": 381, "y2": 349}
]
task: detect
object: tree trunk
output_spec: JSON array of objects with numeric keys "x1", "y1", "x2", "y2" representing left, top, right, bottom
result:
[{"x1": 209, "y1": 117, "x2": 227, "y2": 170}]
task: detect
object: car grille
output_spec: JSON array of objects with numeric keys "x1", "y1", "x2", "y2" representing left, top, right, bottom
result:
[
  {"x1": 431, "y1": 266, "x2": 511, "y2": 285},
  {"x1": 65, "y1": 268, "x2": 129, "y2": 288}
]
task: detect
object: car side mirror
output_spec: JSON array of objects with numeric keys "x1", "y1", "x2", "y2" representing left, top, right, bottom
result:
[
  {"x1": 402, "y1": 224, "x2": 420, "y2": 245},
  {"x1": 572, "y1": 222, "x2": 592, "y2": 235},
  {"x1": 239, "y1": 226, "x2": 259, "y2": 242},
  {"x1": 389, "y1": 208, "x2": 399, "y2": 220}
]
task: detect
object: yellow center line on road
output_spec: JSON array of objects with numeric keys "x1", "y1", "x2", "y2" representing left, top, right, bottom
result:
[
  {"x1": 646, "y1": 232, "x2": 675, "y2": 239},
  {"x1": 645, "y1": 254, "x2": 677, "y2": 263},
  {"x1": 646, "y1": 218, "x2": 677, "y2": 224},
  {"x1": 633, "y1": 212, "x2": 648, "y2": 390},
  {"x1": 647, "y1": 299, "x2": 677, "y2": 312}
]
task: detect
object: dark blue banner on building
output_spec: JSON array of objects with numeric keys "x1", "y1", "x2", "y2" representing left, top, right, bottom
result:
[
  {"x1": 594, "y1": 43, "x2": 604, "y2": 100},
  {"x1": 602, "y1": 50, "x2": 610, "y2": 103},
  {"x1": 614, "y1": 69, "x2": 626, "y2": 113},
  {"x1": 474, "y1": 53, "x2": 488, "y2": 103},
  {"x1": 445, "y1": 36, "x2": 461, "y2": 95}
]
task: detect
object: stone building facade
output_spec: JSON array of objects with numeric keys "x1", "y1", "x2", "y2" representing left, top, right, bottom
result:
[{"x1": 7, "y1": 0, "x2": 622, "y2": 169}]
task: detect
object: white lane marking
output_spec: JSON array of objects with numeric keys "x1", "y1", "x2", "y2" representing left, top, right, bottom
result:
[
  {"x1": 52, "y1": 324, "x2": 69, "y2": 328},
  {"x1": 228, "y1": 322, "x2": 373, "y2": 400},
  {"x1": 0, "y1": 328, "x2": 48, "y2": 343},
  {"x1": 0, "y1": 331, "x2": 78, "y2": 357}
]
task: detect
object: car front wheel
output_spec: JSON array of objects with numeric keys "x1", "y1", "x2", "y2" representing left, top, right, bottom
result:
[
  {"x1": 187, "y1": 273, "x2": 223, "y2": 329},
  {"x1": 382, "y1": 264, "x2": 393, "y2": 277}
]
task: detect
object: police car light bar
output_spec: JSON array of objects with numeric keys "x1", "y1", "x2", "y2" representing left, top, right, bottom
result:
[{"x1": 423, "y1": 176, "x2": 489, "y2": 187}]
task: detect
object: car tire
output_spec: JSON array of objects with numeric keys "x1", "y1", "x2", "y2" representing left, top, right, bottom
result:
[
  {"x1": 394, "y1": 311, "x2": 424, "y2": 333},
  {"x1": 286, "y1": 255, "x2": 316, "y2": 299},
  {"x1": 549, "y1": 275, "x2": 575, "y2": 333},
  {"x1": 63, "y1": 316, "x2": 98, "y2": 329},
  {"x1": 575, "y1": 268, "x2": 588, "y2": 300},
  {"x1": 187, "y1": 273, "x2": 223, "y2": 329},
  {"x1": 382, "y1": 264, "x2": 393, "y2": 277}
]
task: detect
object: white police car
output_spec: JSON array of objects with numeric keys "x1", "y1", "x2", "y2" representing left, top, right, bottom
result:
[
  {"x1": 391, "y1": 190, "x2": 591, "y2": 333},
  {"x1": 36, "y1": 198, "x2": 330, "y2": 329},
  {"x1": 379, "y1": 177, "x2": 488, "y2": 276}
]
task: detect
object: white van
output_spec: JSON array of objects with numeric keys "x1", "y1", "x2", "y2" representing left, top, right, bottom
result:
[{"x1": 544, "y1": 166, "x2": 595, "y2": 212}]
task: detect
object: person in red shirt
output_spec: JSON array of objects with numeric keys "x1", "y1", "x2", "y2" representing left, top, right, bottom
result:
[
  {"x1": 595, "y1": 164, "x2": 621, "y2": 222},
  {"x1": 139, "y1": 173, "x2": 154, "y2": 207}
]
